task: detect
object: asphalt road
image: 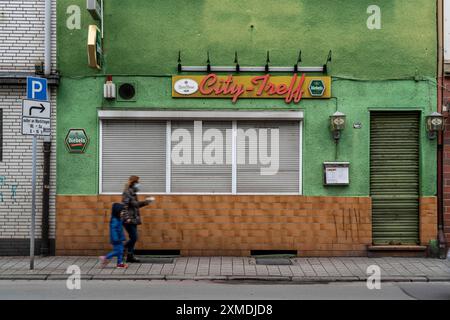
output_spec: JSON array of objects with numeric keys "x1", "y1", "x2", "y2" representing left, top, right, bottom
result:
[{"x1": 0, "y1": 280, "x2": 449, "y2": 300}]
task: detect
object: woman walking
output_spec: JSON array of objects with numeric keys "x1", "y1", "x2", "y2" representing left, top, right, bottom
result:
[{"x1": 122, "y1": 175, "x2": 154, "y2": 263}]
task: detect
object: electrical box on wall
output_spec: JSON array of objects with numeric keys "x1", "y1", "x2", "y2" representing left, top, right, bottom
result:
[
  {"x1": 323, "y1": 162, "x2": 350, "y2": 186},
  {"x1": 104, "y1": 81, "x2": 116, "y2": 100},
  {"x1": 117, "y1": 82, "x2": 137, "y2": 102}
]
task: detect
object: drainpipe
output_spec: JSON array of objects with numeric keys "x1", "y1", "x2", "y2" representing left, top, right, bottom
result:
[
  {"x1": 40, "y1": 0, "x2": 52, "y2": 255},
  {"x1": 44, "y1": 0, "x2": 51, "y2": 76},
  {"x1": 437, "y1": 0, "x2": 447, "y2": 258},
  {"x1": 40, "y1": 136, "x2": 51, "y2": 256}
]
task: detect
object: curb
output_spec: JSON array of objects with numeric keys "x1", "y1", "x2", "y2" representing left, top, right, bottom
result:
[
  {"x1": 0, "y1": 274, "x2": 449, "y2": 282},
  {"x1": 92, "y1": 275, "x2": 165, "y2": 280},
  {"x1": 0, "y1": 274, "x2": 48, "y2": 280}
]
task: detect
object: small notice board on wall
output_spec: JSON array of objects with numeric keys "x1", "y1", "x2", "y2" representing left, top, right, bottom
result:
[{"x1": 323, "y1": 162, "x2": 350, "y2": 186}]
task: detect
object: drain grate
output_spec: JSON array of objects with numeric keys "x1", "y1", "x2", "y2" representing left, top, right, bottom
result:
[
  {"x1": 134, "y1": 249, "x2": 180, "y2": 256},
  {"x1": 134, "y1": 250, "x2": 179, "y2": 263},
  {"x1": 136, "y1": 257, "x2": 175, "y2": 264},
  {"x1": 255, "y1": 258, "x2": 292, "y2": 265}
]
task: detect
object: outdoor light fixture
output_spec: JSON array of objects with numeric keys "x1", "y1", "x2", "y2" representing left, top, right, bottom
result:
[
  {"x1": 177, "y1": 50, "x2": 331, "y2": 73},
  {"x1": 426, "y1": 111, "x2": 444, "y2": 139},
  {"x1": 330, "y1": 111, "x2": 346, "y2": 142}
]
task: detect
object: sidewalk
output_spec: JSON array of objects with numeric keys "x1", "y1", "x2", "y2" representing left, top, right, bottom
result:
[{"x1": 0, "y1": 256, "x2": 449, "y2": 283}]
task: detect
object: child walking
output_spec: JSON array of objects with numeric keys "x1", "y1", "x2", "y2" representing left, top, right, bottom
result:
[{"x1": 99, "y1": 203, "x2": 128, "y2": 269}]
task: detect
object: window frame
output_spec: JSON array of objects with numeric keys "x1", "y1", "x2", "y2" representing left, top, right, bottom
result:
[{"x1": 99, "y1": 110, "x2": 303, "y2": 195}]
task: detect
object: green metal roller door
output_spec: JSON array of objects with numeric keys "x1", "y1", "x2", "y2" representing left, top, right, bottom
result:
[{"x1": 370, "y1": 112, "x2": 420, "y2": 245}]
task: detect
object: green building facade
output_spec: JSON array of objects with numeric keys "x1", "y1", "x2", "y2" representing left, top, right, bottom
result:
[{"x1": 55, "y1": 0, "x2": 439, "y2": 256}]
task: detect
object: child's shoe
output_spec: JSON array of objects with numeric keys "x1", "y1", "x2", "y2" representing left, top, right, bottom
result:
[
  {"x1": 116, "y1": 263, "x2": 128, "y2": 269},
  {"x1": 99, "y1": 256, "x2": 109, "y2": 268}
]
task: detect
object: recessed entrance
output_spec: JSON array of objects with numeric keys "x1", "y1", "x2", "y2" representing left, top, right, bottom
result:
[{"x1": 370, "y1": 111, "x2": 420, "y2": 245}]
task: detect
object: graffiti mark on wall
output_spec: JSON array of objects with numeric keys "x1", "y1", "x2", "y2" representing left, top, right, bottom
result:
[
  {"x1": 10, "y1": 185, "x2": 17, "y2": 202},
  {"x1": 333, "y1": 208, "x2": 363, "y2": 242},
  {"x1": 0, "y1": 176, "x2": 19, "y2": 204}
]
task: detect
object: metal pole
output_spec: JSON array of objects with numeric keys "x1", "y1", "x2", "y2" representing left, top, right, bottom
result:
[{"x1": 30, "y1": 135, "x2": 37, "y2": 270}]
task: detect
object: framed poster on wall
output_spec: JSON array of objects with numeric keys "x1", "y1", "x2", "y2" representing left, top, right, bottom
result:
[{"x1": 323, "y1": 162, "x2": 350, "y2": 186}]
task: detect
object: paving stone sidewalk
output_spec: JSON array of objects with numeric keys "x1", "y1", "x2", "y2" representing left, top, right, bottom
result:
[{"x1": 0, "y1": 256, "x2": 449, "y2": 282}]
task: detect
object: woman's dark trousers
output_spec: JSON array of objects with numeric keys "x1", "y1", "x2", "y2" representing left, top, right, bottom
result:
[{"x1": 124, "y1": 224, "x2": 138, "y2": 255}]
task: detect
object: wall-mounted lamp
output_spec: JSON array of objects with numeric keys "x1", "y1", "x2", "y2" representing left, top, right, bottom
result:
[
  {"x1": 177, "y1": 50, "x2": 329, "y2": 73},
  {"x1": 330, "y1": 111, "x2": 346, "y2": 142},
  {"x1": 426, "y1": 112, "x2": 444, "y2": 139}
]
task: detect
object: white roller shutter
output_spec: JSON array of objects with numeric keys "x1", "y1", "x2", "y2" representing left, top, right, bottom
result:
[
  {"x1": 101, "y1": 120, "x2": 166, "y2": 193},
  {"x1": 236, "y1": 120, "x2": 300, "y2": 193},
  {"x1": 171, "y1": 121, "x2": 232, "y2": 193}
]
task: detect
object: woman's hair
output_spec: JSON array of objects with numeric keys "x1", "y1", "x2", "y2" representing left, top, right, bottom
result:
[{"x1": 124, "y1": 175, "x2": 139, "y2": 191}]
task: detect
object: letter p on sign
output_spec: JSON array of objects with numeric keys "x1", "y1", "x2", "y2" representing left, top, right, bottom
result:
[{"x1": 27, "y1": 77, "x2": 48, "y2": 101}]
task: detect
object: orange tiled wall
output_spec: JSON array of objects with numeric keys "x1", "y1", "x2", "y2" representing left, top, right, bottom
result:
[
  {"x1": 420, "y1": 196, "x2": 438, "y2": 246},
  {"x1": 56, "y1": 195, "x2": 373, "y2": 256}
]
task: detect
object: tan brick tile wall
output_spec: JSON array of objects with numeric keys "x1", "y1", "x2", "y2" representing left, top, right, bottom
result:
[
  {"x1": 56, "y1": 195, "x2": 374, "y2": 256},
  {"x1": 420, "y1": 196, "x2": 438, "y2": 246}
]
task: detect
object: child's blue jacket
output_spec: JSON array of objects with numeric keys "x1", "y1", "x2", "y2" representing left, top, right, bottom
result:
[{"x1": 110, "y1": 216, "x2": 125, "y2": 245}]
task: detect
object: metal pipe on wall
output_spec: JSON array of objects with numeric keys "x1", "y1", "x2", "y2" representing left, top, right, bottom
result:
[
  {"x1": 437, "y1": 0, "x2": 447, "y2": 258},
  {"x1": 42, "y1": 0, "x2": 52, "y2": 255},
  {"x1": 40, "y1": 138, "x2": 51, "y2": 256},
  {"x1": 44, "y1": 0, "x2": 51, "y2": 76}
]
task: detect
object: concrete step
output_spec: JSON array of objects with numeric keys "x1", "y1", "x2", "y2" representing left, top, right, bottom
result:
[{"x1": 368, "y1": 245, "x2": 427, "y2": 257}]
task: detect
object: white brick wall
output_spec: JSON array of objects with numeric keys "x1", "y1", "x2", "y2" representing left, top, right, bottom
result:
[
  {"x1": 0, "y1": 86, "x2": 56, "y2": 239},
  {"x1": 0, "y1": 0, "x2": 57, "y2": 242},
  {"x1": 0, "y1": 0, "x2": 56, "y2": 73}
]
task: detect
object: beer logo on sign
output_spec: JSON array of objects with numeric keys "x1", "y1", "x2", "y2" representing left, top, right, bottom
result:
[
  {"x1": 65, "y1": 129, "x2": 89, "y2": 153},
  {"x1": 174, "y1": 79, "x2": 199, "y2": 95}
]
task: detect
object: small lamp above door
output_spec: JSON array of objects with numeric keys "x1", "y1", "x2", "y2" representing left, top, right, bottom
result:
[
  {"x1": 426, "y1": 112, "x2": 444, "y2": 139},
  {"x1": 330, "y1": 111, "x2": 346, "y2": 142}
]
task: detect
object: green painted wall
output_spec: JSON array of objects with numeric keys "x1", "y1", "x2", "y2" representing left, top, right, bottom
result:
[
  {"x1": 56, "y1": 1, "x2": 438, "y2": 196},
  {"x1": 57, "y1": 77, "x2": 437, "y2": 196},
  {"x1": 58, "y1": 0, "x2": 436, "y2": 79}
]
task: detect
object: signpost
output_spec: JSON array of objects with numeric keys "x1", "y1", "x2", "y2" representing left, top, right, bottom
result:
[
  {"x1": 87, "y1": 25, "x2": 102, "y2": 69},
  {"x1": 24, "y1": 77, "x2": 50, "y2": 270}
]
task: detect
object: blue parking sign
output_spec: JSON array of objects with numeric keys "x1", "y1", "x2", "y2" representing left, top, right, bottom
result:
[{"x1": 27, "y1": 77, "x2": 48, "y2": 101}]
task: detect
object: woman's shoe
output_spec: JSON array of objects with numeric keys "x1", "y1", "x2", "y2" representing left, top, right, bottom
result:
[
  {"x1": 126, "y1": 254, "x2": 140, "y2": 263},
  {"x1": 116, "y1": 263, "x2": 128, "y2": 269}
]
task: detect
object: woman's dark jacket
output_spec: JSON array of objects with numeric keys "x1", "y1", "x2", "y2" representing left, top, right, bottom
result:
[{"x1": 122, "y1": 187, "x2": 147, "y2": 225}]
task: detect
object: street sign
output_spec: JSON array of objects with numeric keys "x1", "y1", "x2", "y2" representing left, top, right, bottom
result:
[
  {"x1": 27, "y1": 76, "x2": 48, "y2": 101},
  {"x1": 22, "y1": 99, "x2": 51, "y2": 136},
  {"x1": 22, "y1": 99, "x2": 51, "y2": 119},
  {"x1": 22, "y1": 118, "x2": 51, "y2": 136}
]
